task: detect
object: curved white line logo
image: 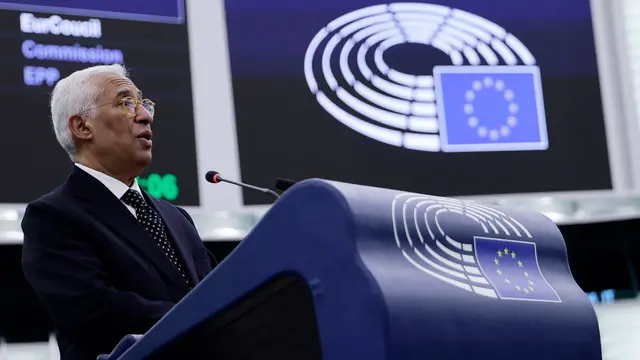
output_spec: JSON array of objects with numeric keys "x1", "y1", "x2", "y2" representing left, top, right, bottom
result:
[
  {"x1": 392, "y1": 193, "x2": 561, "y2": 302},
  {"x1": 304, "y1": 3, "x2": 549, "y2": 152}
]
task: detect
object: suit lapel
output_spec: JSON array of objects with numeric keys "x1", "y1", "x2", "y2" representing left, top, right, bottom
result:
[
  {"x1": 66, "y1": 167, "x2": 191, "y2": 290},
  {"x1": 145, "y1": 193, "x2": 199, "y2": 286}
]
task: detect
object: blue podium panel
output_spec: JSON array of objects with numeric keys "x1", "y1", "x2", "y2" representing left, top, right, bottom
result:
[{"x1": 115, "y1": 179, "x2": 601, "y2": 360}]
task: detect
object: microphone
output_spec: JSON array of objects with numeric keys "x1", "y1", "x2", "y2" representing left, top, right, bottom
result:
[
  {"x1": 275, "y1": 178, "x2": 297, "y2": 192},
  {"x1": 205, "y1": 171, "x2": 279, "y2": 199}
]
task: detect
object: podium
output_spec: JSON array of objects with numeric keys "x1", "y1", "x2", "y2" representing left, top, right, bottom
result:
[{"x1": 105, "y1": 179, "x2": 602, "y2": 360}]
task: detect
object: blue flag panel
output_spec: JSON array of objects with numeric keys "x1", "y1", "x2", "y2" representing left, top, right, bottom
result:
[
  {"x1": 434, "y1": 66, "x2": 548, "y2": 152},
  {"x1": 474, "y1": 236, "x2": 561, "y2": 302}
]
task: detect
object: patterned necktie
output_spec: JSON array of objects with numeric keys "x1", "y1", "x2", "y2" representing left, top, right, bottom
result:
[{"x1": 121, "y1": 189, "x2": 190, "y2": 285}]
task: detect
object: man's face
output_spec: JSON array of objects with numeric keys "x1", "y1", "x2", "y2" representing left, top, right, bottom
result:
[{"x1": 86, "y1": 74, "x2": 154, "y2": 170}]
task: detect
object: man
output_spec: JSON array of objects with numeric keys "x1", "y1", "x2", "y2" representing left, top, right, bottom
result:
[{"x1": 21, "y1": 64, "x2": 217, "y2": 360}]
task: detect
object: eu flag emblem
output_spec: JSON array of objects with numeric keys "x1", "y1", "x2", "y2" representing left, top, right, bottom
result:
[
  {"x1": 433, "y1": 66, "x2": 548, "y2": 152},
  {"x1": 474, "y1": 237, "x2": 561, "y2": 302}
]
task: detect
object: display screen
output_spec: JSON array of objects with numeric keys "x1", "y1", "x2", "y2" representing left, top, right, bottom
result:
[
  {"x1": 0, "y1": 0, "x2": 199, "y2": 205},
  {"x1": 224, "y1": 0, "x2": 612, "y2": 205}
]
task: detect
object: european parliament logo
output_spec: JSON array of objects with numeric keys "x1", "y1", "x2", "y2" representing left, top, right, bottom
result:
[
  {"x1": 434, "y1": 66, "x2": 548, "y2": 152},
  {"x1": 392, "y1": 193, "x2": 561, "y2": 303},
  {"x1": 304, "y1": 2, "x2": 550, "y2": 153}
]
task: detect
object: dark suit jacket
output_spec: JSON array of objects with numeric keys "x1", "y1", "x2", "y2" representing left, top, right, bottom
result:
[{"x1": 21, "y1": 166, "x2": 217, "y2": 360}]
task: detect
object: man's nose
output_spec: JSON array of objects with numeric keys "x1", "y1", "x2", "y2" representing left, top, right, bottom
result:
[{"x1": 135, "y1": 105, "x2": 153, "y2": 124}]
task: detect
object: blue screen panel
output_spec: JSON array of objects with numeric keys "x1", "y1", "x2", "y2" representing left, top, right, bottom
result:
[{"x1": 0, "y1": 0, "x2": 184, "y2": 23}]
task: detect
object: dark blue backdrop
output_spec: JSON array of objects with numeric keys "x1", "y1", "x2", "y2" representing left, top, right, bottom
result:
[
  {"x1": 225, "y1": 0, "x2": 598, "y2": 77},
  {"x1": 223, "y1": 0, "x2": 612, "y2": 205}
]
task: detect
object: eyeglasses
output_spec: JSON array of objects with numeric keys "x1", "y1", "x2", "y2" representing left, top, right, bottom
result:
[
  {"x1": 79, "y1": 96, "x2": 155, "y2": 117},
  {"x1": 119, "y1": 97, "x2": 155, "y2": 117}
]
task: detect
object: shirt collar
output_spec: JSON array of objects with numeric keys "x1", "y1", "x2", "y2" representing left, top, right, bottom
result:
[{"x1": 75, "y1": 163, "x2": 143, "y2": 200}]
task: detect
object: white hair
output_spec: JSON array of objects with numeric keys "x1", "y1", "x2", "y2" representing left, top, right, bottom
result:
[{"x1": 50, "y1": 64, "x2": 129, "y2": 157}]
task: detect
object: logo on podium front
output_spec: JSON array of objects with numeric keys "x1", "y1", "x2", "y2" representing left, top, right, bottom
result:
[{"x1": 391, "y1": 193, "x2": 560, "y2": 302}]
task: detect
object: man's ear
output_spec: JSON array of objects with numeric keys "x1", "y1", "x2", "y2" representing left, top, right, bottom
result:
[{"x1": 68, "y1": 115, "x2": 93, "y2": 140}]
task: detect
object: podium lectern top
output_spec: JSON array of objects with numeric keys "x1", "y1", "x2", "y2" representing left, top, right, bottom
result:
[{"x1": 114, "y1": 179, "x2": 601, "y2": 360}]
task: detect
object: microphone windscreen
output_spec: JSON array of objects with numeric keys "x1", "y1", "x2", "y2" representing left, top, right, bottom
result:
[
  {"x1": 275, "y1": 178, "x2": 296, "y2": 191},
  {"x1": 205, "y1": 171, "x2": 221, "y2": 183}
]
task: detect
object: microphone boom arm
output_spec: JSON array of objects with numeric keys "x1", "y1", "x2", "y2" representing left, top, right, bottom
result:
[
  {"x1": 205, "y1": 171, "x2": 279, "y2": 200},
  {"x1": 223, "y1": 177, "x2": 280, "y2": 198}
]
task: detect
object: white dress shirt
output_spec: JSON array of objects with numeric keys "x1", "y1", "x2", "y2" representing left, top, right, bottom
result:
[{"x1": 75, "y1": 163, "x2": 145, "y2": 218}]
